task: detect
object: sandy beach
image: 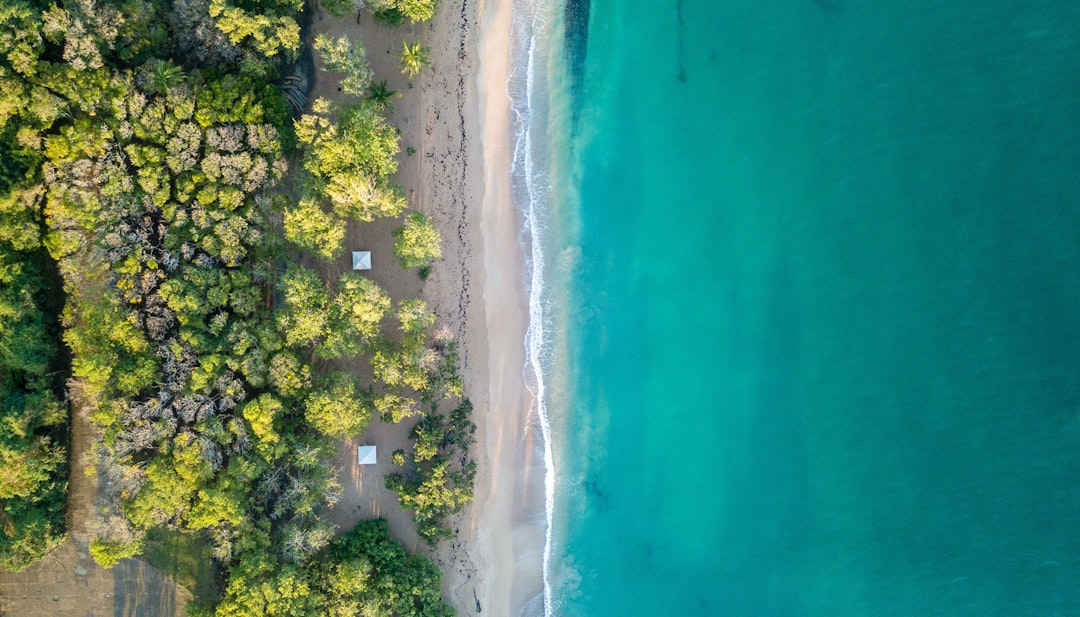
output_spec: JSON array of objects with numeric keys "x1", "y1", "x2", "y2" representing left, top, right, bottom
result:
[{"x1": 309, "y1": 1, "x2": 546, "y2": 615}]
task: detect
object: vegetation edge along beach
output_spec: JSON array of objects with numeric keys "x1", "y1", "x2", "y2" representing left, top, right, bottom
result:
[{"x1": 0, "y1": 0, "x2": 538, "y2": 614}]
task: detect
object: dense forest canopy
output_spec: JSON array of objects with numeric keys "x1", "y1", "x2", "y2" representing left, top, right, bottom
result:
[{"x1": 0, "y1": 0, "x2": 473, "y2": 613}]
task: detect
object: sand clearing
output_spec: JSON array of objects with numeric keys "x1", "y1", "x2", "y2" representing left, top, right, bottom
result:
[{"x1": 310, "y1": 1, "x2": 545, "y2": 615}]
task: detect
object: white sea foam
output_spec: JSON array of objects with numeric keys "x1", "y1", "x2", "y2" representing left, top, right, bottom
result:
[{"x1": 508, "y1": 0, "x2": 557, "y2": 615}]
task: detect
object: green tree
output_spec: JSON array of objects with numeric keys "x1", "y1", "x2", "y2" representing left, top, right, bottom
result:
[
  {"x1": 371, "y1": 0, "x2": 438, "y2": 23},
  {"x1": 89, "y1": 537, "x2": 143, "y2": 569},
  {"x1": 319, "y1": 0, "x2": 363, "y2": 18},
  {"x1": 313, "y1": 34, "x2": 372, "y2": 97},
  {"x1": 366, "y1": 79, "x2": 402, "y2": 114},
  {"x1": 268, "y1": 353, "x2": 310, "y2": 398},
  {"x1": 303, "y1": 372, "x2": 370, "y2": 439},
  {"x1": 392, "y1": 211, "x2": 441, "y2": 269},
  {"x1": 398, "y1": 39, "x2": 430, "y2": 78},
  {"x1": 283, "y1": 197, "x2": 345, "y2": 261},
  {"x1": 278, "y1": 266, "x2": 332, "y2": 349},
  {"x1": 295, "y1": 99, "x2": 405, "y2": 223},
  {"x1": 319, "y1": 273, "x2": 390, "y2": 358},
  {"x1": 208, "y1": 0, "x2": 301, "y2": 59},
  {"x1": 320, "y1": 519, "x2": 451, "y2": 617},
  {"x1": 216, "y1": 562, "x2": 325, "y2": 617},
  {"x1": 147, "y1": 59, "x2": 186, "y2": 94},
  {"x1": 242, "y1": 394, "x2": 285, "y2": 460}
]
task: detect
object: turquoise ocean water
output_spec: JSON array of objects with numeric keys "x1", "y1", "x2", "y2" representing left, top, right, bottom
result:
[{"x1": 512, "y1": 0, "x2": 1080, "y2": 615}]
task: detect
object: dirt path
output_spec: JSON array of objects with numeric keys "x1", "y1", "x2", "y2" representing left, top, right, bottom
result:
[{"x1": 0, "y1": 385, "x2": 189, "y2": 617}]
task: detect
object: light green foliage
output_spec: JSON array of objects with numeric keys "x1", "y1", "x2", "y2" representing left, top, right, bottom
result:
[
  {"x1": 393, "y1": 211, "x2": 442, "y2": 269},
  {"x1": 370, "y1": 0, "x2": 438, "y2": 23},
  {"x1": 321, "y1": 273, "x2": 390, "y2": 357},
  {"x1": 397, "y1": 297, "x2": 437, "y2": 335},
  {"x1": 0, "y1": 405, "x2": 65, "y2": 499},
  {"x1": 208, "y1": 0, "x2": 301, "y2": 59},
  {"x1": 279, "y1": 266, "x2": 391, "y2": 359},
  {"x1": 125, "y1": 434, "x2": 214, "y2": 528},
  {"x1": 187, "y1": 474, "x2": 249, "y2": 530},
  {"x1": 0, "y1": 187, "x2": 43, "y2": 252},
  {"x1": 278, "y1": 266, "x2": 332, "y2": 348},
  {"x1": 294, "y1": 99, "x2": 405, "y2": 226},
  {"x1": 242, "y1": 394, "x2": 284, "y2": 460},
  {"x1": 399, "y1": 39, "x2": 430, "y2": 78},
  {"x1": 0, "y1": 0, "x2": 45, "y2": 78},
  {"x1": 375, "y1": 392, "x2": 418, "y2": 423},
  {"x1": 283, "y1": 197, "x2": 345, "y2": 261},
  {"x1": 89, "y1": 537, "x2": 143, "y2": 569},
  {"x1": 370, "y1": 298, "x2": 458, "y2": 399},
  {"x1": 268, "y1": 352, "x2": 310, "y2": 397},
  {"x1": 216, "y1": 563, "x2": 323, "y2": 617},
  {"x1": 304, "y1": 372, "x2": 370, "y2": 439},
  {"x1": 313, "y1": 34, "x2": 372, "y2": 97}
]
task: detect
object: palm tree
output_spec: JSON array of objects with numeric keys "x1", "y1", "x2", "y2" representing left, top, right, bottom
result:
[
  {"x1": 366, "y1": 79, "x2": 403, "y2": 114},
  {"x1": 399, "y1": 39, "x2": 431, "y2": 79},
  {"x1": 149, "y1": 59, "x2": 186, "y2": 93}
]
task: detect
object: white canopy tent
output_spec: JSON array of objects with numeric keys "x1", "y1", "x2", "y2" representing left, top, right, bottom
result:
[
  {"x1": 357, "y1": 445, "x2": 377, "y2": 465},
  {"x1": 352, "y1": 251, "x2": 372, "y2": 270}
]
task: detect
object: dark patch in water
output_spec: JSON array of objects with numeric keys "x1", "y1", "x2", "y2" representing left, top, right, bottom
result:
[
  {"x1": 676, "y1": 0, "x2": 687, "y2": 82},
  {"x1": 585, "y1": 477, "x2": 608, "y2": 504},
  {"x1": 812, "y1": 0, "x2": 843, "y2": 13},
  {"x1": 565, "y1": 0, "x2": 590, "y2": 106}
]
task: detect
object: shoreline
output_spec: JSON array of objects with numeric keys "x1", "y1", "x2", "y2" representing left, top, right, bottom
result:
[
  {"x1": 307, "y1": 1, "x2": 546, "y2": 615},
  {"x1": 439, "y1": 0, "x2": 548, "y2": 615}
]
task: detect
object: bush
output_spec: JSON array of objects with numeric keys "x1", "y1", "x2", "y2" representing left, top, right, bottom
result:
[
  {"x1": 372, "y1": 7, "x2": 404, "y2": 26},
  {"x1": 89, "y1": 537, "x2": 144, "y2": 569},
  {"x1": 392, "y1": 211, "x2": 441, "y2": 269}
]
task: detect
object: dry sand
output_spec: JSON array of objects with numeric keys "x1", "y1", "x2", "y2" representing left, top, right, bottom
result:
[{"x1": 310, "y1": 1, "x2": 546, "y2": 616}]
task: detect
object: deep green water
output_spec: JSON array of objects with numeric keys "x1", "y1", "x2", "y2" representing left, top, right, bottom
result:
[{"x1": 544, "y1": 0, "x2": 1080, "y2": 615}]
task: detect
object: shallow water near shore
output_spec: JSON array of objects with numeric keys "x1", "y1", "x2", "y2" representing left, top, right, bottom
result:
[{"x1": 525, "y1": 0, "x2": 1080, "y2": 615}]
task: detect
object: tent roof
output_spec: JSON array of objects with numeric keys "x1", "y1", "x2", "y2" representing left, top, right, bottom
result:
[
  {"x1": 357, "y1": 445, "x2": 377, "y2": 465},
  {"x1": 352, "y1": 251, "x2": 371, "y2": 270}
]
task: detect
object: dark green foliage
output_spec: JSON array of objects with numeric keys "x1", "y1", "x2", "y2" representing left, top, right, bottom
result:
[
  {"x1": 318, "y1": 0, "x2": 357, "y2": 18},
  {"x1": 321, "y1": 519, "x2": 452, "y2": 617},
  {"x1": 0, "y1": 358, "x2": 68, "y2": 571},
  {"x1": 0, "y1": 46, "x2": 68, "y2": 568},
  {"x1": 367, "y1": 78, "x2": 402, "y2": 114},
  {"x1": 371, "y1": 7, "x2": 404, "y2": 26},
  {"x1": 216, "y1": 518, "x2": 451, "y2": 617},
  {"x1": 386, "y1": 399, "x2": 476, "y2": 542},
  {"x1": 143, "y1": 527, "x2": 222, "y2": 603}
]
